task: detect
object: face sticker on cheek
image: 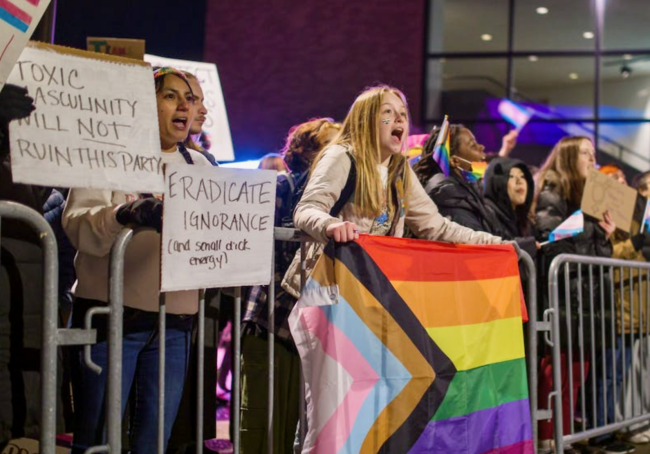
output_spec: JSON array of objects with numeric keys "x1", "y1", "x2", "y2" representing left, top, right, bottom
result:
[{"x1": 382, "y1": 118, "x2": 391, "y2": 124}]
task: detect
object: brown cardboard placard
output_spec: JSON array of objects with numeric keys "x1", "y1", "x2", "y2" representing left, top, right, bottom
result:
[
  {"x1": 581, "y1": 168, "x2": 637, "y2": 233},
  {"x1": 28, "y1": 40, "x2": 150, "y2": 67},
  {"x1": 1, "y1": 437, "x2": 69, "y2": 453},
  {"x1": 87, "y1": 37, "x2": 145, "y2": 60}
]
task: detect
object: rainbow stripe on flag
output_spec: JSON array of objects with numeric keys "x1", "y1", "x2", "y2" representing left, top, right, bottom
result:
[
  {"x1": 432, "y1": 115, "x2": 451, "y2": 177},
  {"x1": 289, "y1": 235, "x2": 532, "y2": 453},
  {"x1": 464, "y1": 161, "x2": 488, "y2": 183}
]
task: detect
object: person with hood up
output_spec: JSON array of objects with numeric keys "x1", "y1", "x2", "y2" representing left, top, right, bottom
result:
[{"x1": 483, "y1": 157, "x2": 538, "y2": 259}]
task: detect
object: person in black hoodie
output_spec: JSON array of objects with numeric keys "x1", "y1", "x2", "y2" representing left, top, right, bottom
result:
[
  {"x1": 483, "y1": 157, "x2": 537, "y2": 259},
  {"x1": 413, "y1": 124, "x2": 495, "y2": 233}
]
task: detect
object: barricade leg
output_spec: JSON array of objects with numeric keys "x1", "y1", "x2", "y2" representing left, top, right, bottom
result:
[{"x1": 0, "y1": 202, "x2": 59, "y2": 454}]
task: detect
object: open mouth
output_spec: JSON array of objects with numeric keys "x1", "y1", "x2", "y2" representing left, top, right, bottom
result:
[
  {"x1": 391, "y1": 127, "x2": 404, "y2": 142},
  {"x1": 172, "y1": 117, "x2": 188, "y2": 130}
]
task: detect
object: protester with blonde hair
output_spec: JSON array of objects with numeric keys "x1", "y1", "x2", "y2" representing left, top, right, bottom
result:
[{"x1": 282, "y1": 85, "x2": 508, "y2": 299}]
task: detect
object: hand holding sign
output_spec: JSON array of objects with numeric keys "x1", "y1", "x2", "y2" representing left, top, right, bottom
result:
[
  {"x1": 7, "y1": 42, "x2": 163, "y2": 192},
  {"x1": 581, "y1": 168, "x2": 636, "y2": 233}
]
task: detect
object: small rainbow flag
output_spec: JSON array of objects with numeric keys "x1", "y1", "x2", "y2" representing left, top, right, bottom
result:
[
  {"x1": 547, "y1": 209, "x2": 584, "y2": 243},
  {"x1": 432, "y1": 115, "x2": 450, "y2": 177},
  {"x1": 290, "y1": 235, "x2": 532, "y2": 453}
]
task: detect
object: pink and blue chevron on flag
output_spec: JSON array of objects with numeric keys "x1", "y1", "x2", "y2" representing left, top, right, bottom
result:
[{"x1": 548, "y1": 209, "x2": 584, "y2": 243}]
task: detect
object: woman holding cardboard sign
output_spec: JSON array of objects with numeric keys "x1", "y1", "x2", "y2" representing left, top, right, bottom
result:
[
  {"x1": 534, "y1": 136, "x2": 618, "y2": 451},
  {"x1": 63, "y1": 67, "x2": 210, "y2": 453}
]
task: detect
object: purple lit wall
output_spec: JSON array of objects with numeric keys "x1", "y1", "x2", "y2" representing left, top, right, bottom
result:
[{"x1": 203, "y1": 2, "x2": 426, "y2": 161}]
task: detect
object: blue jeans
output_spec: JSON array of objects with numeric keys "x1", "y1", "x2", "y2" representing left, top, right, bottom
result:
[
  {"x1": 596, "y1": 337, "x2": 633, "y2": 429},
  {"x1": 70, "y1": 299, "x2": 194, "y2": 454}
]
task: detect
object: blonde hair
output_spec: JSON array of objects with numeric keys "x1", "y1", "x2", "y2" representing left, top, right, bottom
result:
[{"x1": 313, "y1": 85, "x2": 410, "y2": 217}]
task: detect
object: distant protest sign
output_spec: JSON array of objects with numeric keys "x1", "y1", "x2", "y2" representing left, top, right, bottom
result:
[
  {"x1": 160, "y1": 164, "x2": 276, "y2": 291},
  {"x1": 145, "y1": 53, "x2": 234, "y2": 162},
  {"x1": 581, "y1": 168, "x2": 636, "y2": 233},
  {"x1": 8, "y1": 42, "x2": 164, "y2": 192},
  {"x1": 87, "y1": 37, "x2": 145, "y2": 60},
  {"x1": 0, "y1": 0, "x2": 51, "y2": 91}
]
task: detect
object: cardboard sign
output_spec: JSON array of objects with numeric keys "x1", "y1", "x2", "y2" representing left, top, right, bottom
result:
[
  {"x1": 581, "y1": 168, "x2": 637, "y2": 233},
  {"x1": 144, "y1": 53, "x2": 234, "y2": 162},
  {"x1": 87, "y1": 37, "x2": 145, "y2": 60},
  {"x1": 160, "y1": 164, "x2": 275, "y2": 291},
  {"x1": 1, "y1": 438, "x2": 69, "y2": 454},
  {"x1": 0, "y1": 0, "x2": 51, "y2": 91},
  {"x1": 8, "y1": 42, "x2": 164, "y2": 193}
]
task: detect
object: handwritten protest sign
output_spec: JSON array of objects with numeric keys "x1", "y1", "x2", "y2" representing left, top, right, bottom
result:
[
  {"x1": 581, "y1": 168, "x2": 636, "y2": 233},
  {"x1": 145, "y1": 53, "x2": 234, "y2": 162},
  {"x1": 0, "y1": 0, "x2": 51, "y2": 91},
  {"x1": 8, "y1": 42, "x2": 164, "y2": 192},
  {"x1": 87, "y1": 37, "x2": 145, "y2": 60},
  {"x1": 160, "y1": 164, "x2": 276, "y2": 291}
]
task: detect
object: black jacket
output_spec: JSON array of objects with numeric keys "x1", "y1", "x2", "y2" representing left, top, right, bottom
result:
[
  {"x1": 483, "y1": 158, "x2": 537, "y2": 259},
  {"x1": 535, "y1": 170, "x2": 612, "y2": 262},
  {"x1": 425, "y1": 171, "x2": 495, "y2": 234}
]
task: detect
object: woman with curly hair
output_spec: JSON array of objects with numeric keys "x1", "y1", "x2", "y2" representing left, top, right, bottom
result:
[{"x1": 240, "y1": 117, "x2": 340, "y2": 454}]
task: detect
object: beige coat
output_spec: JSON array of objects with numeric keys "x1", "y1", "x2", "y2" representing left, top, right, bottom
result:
[
  {"x1": 611, "y1": 220, "x2": 649, "y2": 334},
  {"x1": 281, "y1": 144, "x2": 504, "y2": 297}
]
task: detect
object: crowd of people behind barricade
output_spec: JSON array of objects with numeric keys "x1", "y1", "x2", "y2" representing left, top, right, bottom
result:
[{"x1": 2, "y1": 66, "x2": 650, "y2": 454}]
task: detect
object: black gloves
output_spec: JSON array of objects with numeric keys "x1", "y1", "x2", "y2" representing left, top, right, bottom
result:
[
  {"x1": 0, "y1": 84, "x2": 35, "y2": 125},
  {"x1": 0, "y1": 84, "x2": 35, "y2": 158},
  {"x1": 115, "y1": 198, "x2": 163, "y2": 232}
]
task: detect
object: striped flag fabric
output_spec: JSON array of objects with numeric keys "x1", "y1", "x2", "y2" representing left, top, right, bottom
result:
[
  {"x1": 547, "y1": 209, "x2": 584, "y2": 243},
  {"x1": 641, "y1": 199, "x2": 650, "y2": 233},
  {"x1": 464, "y1": 160, "x2": 487, "y2": 183},
  {"x1": 289, "y1": 235, "x2": 532, "y2": 453},
  {"x1": 498, "y1": 99, "x2": 532, "y2": 131},
  {"x1": 0, "y1": 0, "x2": 41, "y2": 33},
  {"x1": 431, "y1": 115, "x2": 451, "y2": 177}
]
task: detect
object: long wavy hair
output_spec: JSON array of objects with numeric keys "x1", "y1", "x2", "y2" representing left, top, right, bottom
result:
[
  {"x1": 283, "y1": 118, "x2": 341, "y2": 174},
  {"x1": 535, "y1": 136, "x2": 592, "y2": 207},
  {"x1": 312, "y1": 85, "x2": 410, "y2": 218}
]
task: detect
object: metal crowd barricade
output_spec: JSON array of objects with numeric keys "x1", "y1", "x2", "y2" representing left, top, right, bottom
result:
[
  {"x1": 226, "y1": 233, "x2": 538, "y2": 454},
  {"x1": 230, "y1": 226, "x2": 310, "y2": 454},
  {"x1": 101, "y1": 227, "x2": 208, "y2": 454},
  {"x1": 88, "y1": 224, "x2": 538, "y2": 454},
  {"x1": 0, "y1": 201, "x2": 59, "y2": 454},
  {"x1": 95, "y1": 226, "x2": 308, "y2": 454},
  {"x1": 541, "y1": 254, "x2": 650, "y2": 454}
]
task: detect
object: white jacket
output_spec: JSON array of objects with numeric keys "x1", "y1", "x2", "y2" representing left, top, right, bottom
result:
[{"x1": 63, "y1": 148, "x2": 211, "y2": 314}]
